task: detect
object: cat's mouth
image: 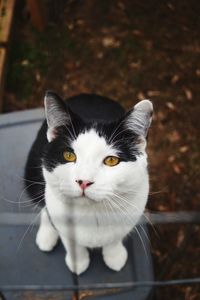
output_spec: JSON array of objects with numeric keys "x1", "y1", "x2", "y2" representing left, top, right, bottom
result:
[
  {"x1": 59, "y1": 185, "x2": 105, "y2": 204},
  {"x1": 60, "y1": 190, "x2": 98, "y2": 205},
  {"x1": 79, "y1": 191, "x2": 98, "y2": 203}
]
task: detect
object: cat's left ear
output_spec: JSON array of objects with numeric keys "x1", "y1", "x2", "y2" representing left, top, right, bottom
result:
[
  {"x1": 124, "y1": 99, "x2": 153, "y2": 149},
  {"x1": 44, "y1": 90, "x2": 72, "y2": 142}
]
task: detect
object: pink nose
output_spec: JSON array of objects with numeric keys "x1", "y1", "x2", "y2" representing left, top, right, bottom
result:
[{"x1": 76, "y1": 180, "x2": 94, "y2": 190}]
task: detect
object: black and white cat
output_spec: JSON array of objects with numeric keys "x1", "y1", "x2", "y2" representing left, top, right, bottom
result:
[{"x1": 25, "y1": 91, "x2": 153, "y2": 275}]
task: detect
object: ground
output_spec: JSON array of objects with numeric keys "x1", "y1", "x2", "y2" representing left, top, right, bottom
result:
[{"x1": 3, "y1": 0, "x2": 200, "y2": 299}]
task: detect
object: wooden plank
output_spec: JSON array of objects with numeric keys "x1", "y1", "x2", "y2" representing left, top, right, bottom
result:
[
  {"x1": 0, "y1": 0, "x2": 16, "y2": 111},
  {"x1": 0, "y1": 48, "x2": 6, "y2": 111},
  {"x1": 0, "y1": 0, "x2": 16, "y2": 43}
]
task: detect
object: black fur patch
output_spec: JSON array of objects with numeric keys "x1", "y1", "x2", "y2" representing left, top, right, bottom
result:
[{"x1": 43, "y1": 118, "x2": 139, "y2": 172}]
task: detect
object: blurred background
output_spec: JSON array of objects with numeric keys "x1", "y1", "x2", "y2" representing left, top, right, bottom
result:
[{"x1": 0, "y1": 0, "x2": 200, "y2": 299}]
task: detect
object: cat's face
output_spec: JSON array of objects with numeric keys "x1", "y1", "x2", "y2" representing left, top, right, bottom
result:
[{"x1": 42, "y1": 92, "x2": 153, "y2": 204}]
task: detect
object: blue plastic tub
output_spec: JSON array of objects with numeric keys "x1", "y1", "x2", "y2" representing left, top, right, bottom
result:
[{"x1": 0, "y1": 109, "x2": 154, "y2": 300}]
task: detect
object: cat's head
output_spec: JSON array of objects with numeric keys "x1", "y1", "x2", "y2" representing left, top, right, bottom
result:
[{"x1": 42, "y1": 91, "x2": 153, "y2": 205}]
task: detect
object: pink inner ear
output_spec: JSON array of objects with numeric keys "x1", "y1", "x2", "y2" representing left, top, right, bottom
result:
[{"x1": 47, "y1": 128, "x2": 57, "y2": 142}]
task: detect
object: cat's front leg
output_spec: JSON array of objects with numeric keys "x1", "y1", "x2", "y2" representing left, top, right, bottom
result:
[
  {"x1": 60, "y1": 236, "x2": 90, "y2": 275},
  {"x1": 103, "y1": 241, "x2": 128, "y2": 271},
  {"x1": 36, "y1": 208, "x2": 59, "y2": 251}
]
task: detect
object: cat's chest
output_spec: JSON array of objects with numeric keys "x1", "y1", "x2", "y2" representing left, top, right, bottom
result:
[{"x1": 45, "y1": 188, "x2": 131, "y2": 248}]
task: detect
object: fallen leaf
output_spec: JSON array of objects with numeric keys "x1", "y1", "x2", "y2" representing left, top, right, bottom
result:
[
  {"x1": 21, "y1": 60, "x2": 29, "y2": 66},
  {"x1": 173, "y1": 163, "x2": 181, "y2": 174},
  {"x1": 166, "y1": 102, "x2": 176, "y2": 111},
  {"x1": 168, "y1": 155, "x2": 176, "y2": 163},
  {"x1": 132, "y1": 29, "x2": 143, "y2": 37},
  {"x1": 35, "y1": 71, "x2": 41, "y2": 82},
  {"x1": 183, "y1": 87, "x2": 193, "y2": 101},
  {"x1": 171, "y1": 74, "x2": 179, "y2": 84},
  {"x1": 118, "y1": 1, "x2": 125, "y2": 10},
  {"x1": 158, "y1": 205, "x2": 168, "y2": 211},
  {"x1": 129, "y1": 61, "x2": 141, "y2": 69},
  {"x1": 62, "y1": 84, "x2": 68, "y2": 92},
  {"x1": 176, "y1": 228, "x2": 185, "y2": 247},
  {"x1": 167, "y1": 3, "x2": 175, "y2": 11},
  {"x1": 76, "y1": 19, "x2": 85, "y2": 26},
  {"x1": 152, "y1": 249, "x2": 161, "y2": 257},
  {"x1": 156, "y1": 111, "x2": 166, "y2": 121},
  {"x1": 147, "y1": 90, "x2": 160, "y2": 97},
  {"x1": 67, "y1": 23, "x2": 74, "y2": 30},
  {"x1": 137, "y1": 92, "x2": 146, "y2": 100},
  {"x1": 167, "y1": 130, "x2": 181, "y2": 143},
  {"x1": 96, "y1": 52, "x2": 104, "y2": 59},
  {"x1": 102, "y1": 37, "x2": 120, "y2": 48},
  {"x1": 196, "y1": 69, "x2": 200, "y2": 77},
  {"x1": 179, "y1": 145, "x2": 189, "y2": 153}
]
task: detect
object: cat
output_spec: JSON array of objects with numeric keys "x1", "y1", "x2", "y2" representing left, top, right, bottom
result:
[{"x1": 25, "y1": 91, "x2": 153, "y2": 275}]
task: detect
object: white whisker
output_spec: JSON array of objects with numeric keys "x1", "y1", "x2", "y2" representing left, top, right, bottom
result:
[
  {"x1": 108, "y1": 118, "x2": 126, "y2": 144},
  {"x1": 138, "y1": 224, "x2": 151, "y2": 245},
  {"x1": 17, "y1": 207, "x2": 45, "y2": 252},
  {"x1": 134, "y1": 226, "x2": 148, "y2": 258},
  {"x1": 110, "y1": 128, "x2": 131, "y2": 144},
  {"x1": 15, "y1": 174, "x2": 45, "y2": 186},
  {"x1": 113, "y1": 192, "x2": 156, "y2": 233},
  {"x1": 106, "y1": 198, "x2": 119, "y2": 226},
  {"x1": 110, "y1": 196, "x2": 135, "y2": 228},
  {"x1": 17, "y1": 183, "x2": 43, "y2": 210}
]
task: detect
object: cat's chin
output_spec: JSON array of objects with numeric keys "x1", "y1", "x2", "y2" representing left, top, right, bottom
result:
[{"x1": 60, "y1": 193, "x2": 103, "y2": 206}]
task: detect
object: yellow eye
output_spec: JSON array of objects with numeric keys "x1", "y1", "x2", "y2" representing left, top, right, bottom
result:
[
  {"x1": 104, "y1": 156, "x2": 120, "y2": 167},
  {"x1": 63, "y1": 151, "x2": 76, "y2": 162}
]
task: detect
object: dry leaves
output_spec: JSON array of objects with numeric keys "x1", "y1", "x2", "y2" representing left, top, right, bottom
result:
[
  {"x1": 166, "y1": 102, "x2": 176, "y2": 111},
  {"x1": 173, "y1": 163, "x2": 182, "y2": 174},
  {"x1": 147, "y1": 90, "x2": 160, "y2": 97},
  {"x1": 137, "y1": 92, "x2": 146, "y2": 100},
  {"x1": 102, "y1": 37, "x2": 121, "y2": 48},
  {"x1": 168, "y1": 155, "x2": 176, "y2": 163},
  {"x1": 183, "y1": 87, "x2": 193, "y2": 101},
  {"x1": 132, "y1": 29, "x2": 143, "y2": 37},
  {"x1": 167, "y1": 130, "x2": 181, "y2": 143},
  {"x1": 35, "y1": 71, "x2": 41, "y2": 82},
  {"x1": 129, "y1": 61, "x2": 141, "y2": 69},
  {"x1": 176, "y1": 228, "x2": 185, "y2": 247},
  {"x1": 96, "y1": 52, "x2": 104, "y2": 59},
  {"x1": 171, "y1": 74, "x2": 179, "y2": 84},
  {"x1": 179, "y1": 145, "x2": 189, "y2": 153},
  {"x1": 196, "y1": 69, "x2": 200, "y2": 77}
]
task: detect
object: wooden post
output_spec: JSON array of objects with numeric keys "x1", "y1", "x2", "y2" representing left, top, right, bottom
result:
[
  {"x1": 26, "y1": 0, "x2": 46, "y2": 32},
  {"x1": 0, "y1": 0, "x2": 16, "y2": 112},
  {"x1": 0, "y1": 48, "x2": 6, "y2": 111}
]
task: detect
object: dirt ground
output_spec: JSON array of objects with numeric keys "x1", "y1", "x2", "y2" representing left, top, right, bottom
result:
[{"x1": 4, "y1": 0, "x2": 200, "y2": 299}]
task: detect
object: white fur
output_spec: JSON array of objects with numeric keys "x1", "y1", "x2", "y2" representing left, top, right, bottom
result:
[
  {"x1": 36, "y1": 209, "x2": 59, "y2": 251},
  {"x1": 37, "y1": 129, "x2": 149, "y2": 274}
]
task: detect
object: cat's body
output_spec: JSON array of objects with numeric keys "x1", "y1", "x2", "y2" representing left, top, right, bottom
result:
[{"x1": 25, "y1": 92, "x2": 153, "y2": 274}]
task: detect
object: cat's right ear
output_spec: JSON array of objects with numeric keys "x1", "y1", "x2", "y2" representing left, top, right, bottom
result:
[{"x1": 44, "y1": 91, "x2": 71, "y2": 142}]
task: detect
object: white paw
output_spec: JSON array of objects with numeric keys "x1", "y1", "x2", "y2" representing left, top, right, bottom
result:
[
  {"x1": 65, "y1": 252, "x2": 90, "y2": 275},
  {"x1": 36, "y1": 227, "x2": 59, "y2": 252},
  {"x1": 103, "y1": 244, "x2": 128, "y2": 271}
]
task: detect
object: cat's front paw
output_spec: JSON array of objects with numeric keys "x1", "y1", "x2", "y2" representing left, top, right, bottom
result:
[
  {"x1": 65, "y1": 252, "x2": 90, "y2": 275},
  {"x1": 36, "y1": 227, "x2": 59, "y2": 252},
  {"x1": 103, "y1": 242, "x2": 128, "y2": 271}
]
